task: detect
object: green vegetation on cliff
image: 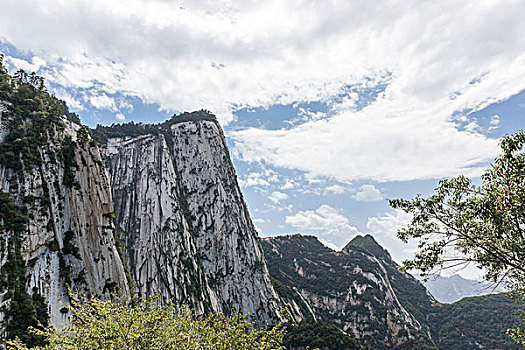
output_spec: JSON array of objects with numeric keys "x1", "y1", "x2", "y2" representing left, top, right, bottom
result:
[
  {"x1": 0, "y1": 192, "x2": 49, "y2": 346},
  {"x1": 262, "y1": 235, "x2": 436, "y2": 350},
  {"x1": 430, "y1": 293, "x2": 523, "y2": 349},
  {"x1": 91, "y1": 109, "x2": 217, "y2": 144},
  {"x1": 283, "y1": 320, "x2": 364, "y2": 350},
  {"x1": 262, "y1": 234, "x2": 524, "y2": 350},
  {"x1": 0, "y1": 55, "x2": 73, "y2": 174},
  {"x1": 0, "y1": 55, "x2": 96, "y2": 345}
]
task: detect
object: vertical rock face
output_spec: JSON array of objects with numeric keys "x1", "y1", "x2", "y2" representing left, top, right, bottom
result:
[
  {"x1": 100, "y1": 111, "x2": 282, "y2": 324},
  {"x1": 0, "y1": 90, "x2": 129, "y2": 336},
  {"x1": 1, "y1": 65, "x2": 280, "y2": 337}
]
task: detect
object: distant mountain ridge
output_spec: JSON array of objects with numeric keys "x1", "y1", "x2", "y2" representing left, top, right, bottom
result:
[
  {"x1": 414, "y1": 273, "x2": 503, "y2": 303},
  {"x1": 262, "y1": 234, "x2": 523, "y2": 350}
]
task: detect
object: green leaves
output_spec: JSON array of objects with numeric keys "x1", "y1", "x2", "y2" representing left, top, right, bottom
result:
[
  {"x1": 6, "y1": 292, "x2": 286, "y2": 350},
  {"x1": 390, "y1": 131, "x2": 525, "y2": 284},
  {"x1": 390, "y1": 131, "x2": 525, "y2": 346}
]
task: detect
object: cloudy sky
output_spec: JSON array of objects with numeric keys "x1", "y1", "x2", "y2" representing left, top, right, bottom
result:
[{"x1": 1, "y1": 0, "x2": 524, "y2": 278}]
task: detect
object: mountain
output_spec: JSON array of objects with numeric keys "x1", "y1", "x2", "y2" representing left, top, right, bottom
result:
[
  {"x1": 0, "y1": 63, "x2": 283, "y2": 343},
  {"x1": 283, "y1": 319, "x2": 365, "y2": 350},
  {"x1": 0, "y1": 62, "x2": 521, "y2": 349},
  {"x1": 94, "y1": 112, "x2": 282, "y2": 324},
  {"x1": 414, "y1": 273, "x2": 503, "y2": 303},
  {"x1": 0, "y1": 69, "x2": 129, "y2": 344},
  {"x1": 429, "y1": 294, "x2": 523, "y2": 349},
  {"x1": 262, "y1": 234, "x2": 437, "y2": 349},
  {"x1": 262, "y1": 234, "x2": 523, "y2": 350}
]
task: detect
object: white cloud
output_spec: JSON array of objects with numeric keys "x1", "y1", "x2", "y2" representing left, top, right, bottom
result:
[
  {"x1": 52, "y1": 87, "x2": 84, "y2": 111},
  {"x1": 0, "y1": 1, "x2": 523, "y2": 181},
  {"x1": 324, "y1": 184, "x2": 347, "y2": 195},
  {"x1": 354, "y1": 184, "x2": 382, "y2": 202},
  {"x1": 89, "y1": 93, "x2": 117, "y2": 111},
  {"x1": 116, "y1": 113, "x2": 126, "y2": 121},
  {"x1": 0, "y1": 1, "x2": 522, "y2": 131},
  {"x1": 252, "y1": 218, "x2": 266, "y2": 224},
  {"x1": 268, "y1": 191, "x2": 288, "y2": 204},
  {"x1": 297, "y1": 107, "x2": 326, "y2": 121},
  {"x1": 286, "y1": 204, "x2": 360, "y2": 237},
  {"x1": 489, "y1": 114, "x2": 500, "y2": 130},
  {"x1": 6, "y1": 56, "x2": 46, "y2": 72},
  {"x1": 366, "y1": 210, "x2": 412, "y2": 239},
  {"x1": 239, "y1": 176, "x2": 269, "y2": 188},
  {"x1": 232, "y1": 104, "x2": 501, "y2": 181},
  {"x1": 118, "y1": 99, "x2": 134, "y2": 112},
  {"x1": 280, "y1": 181, "x2": 294, "y2": 190},
  {"x1": 238, "y1": 169, "x2": 282, "y2": 188}
]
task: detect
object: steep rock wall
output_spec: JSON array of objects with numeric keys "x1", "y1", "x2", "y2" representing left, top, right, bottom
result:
[
  {"x1": 101, "y1": 112, "x2": 282, "y2": 324},
  {"x1": 0, "y1": 97, "x2": 129, "y2": 334}
]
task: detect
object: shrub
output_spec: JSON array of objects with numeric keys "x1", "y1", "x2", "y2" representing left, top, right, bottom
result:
[{"x1": 6, "y1": 293, "x2": 286, "y2": 350}]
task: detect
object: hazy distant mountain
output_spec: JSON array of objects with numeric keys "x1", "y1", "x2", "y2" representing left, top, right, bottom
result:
[{"x1": 414, "y1": 273, "x2": 503, "y2": 303}]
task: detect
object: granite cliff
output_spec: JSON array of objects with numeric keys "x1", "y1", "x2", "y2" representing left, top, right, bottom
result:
[
  {"x1": 0, "y1": 68, "x2": 128, "y2": 343},
  {"x1": 0, "y1": 61, "x2": 282, "y2": 344},
  {"x1": 95, "y1": 112, "x2": 283, "y2": 324}
]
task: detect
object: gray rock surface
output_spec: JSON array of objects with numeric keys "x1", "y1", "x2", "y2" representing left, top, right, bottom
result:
[
  {"x1": 0, "y1": 113, "x2": 129, "y2": 329},
  {"x1": 101, "y1": 112, "x2": 283, "y2": 324}
]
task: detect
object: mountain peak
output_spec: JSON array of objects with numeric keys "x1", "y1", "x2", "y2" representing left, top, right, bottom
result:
[
  {"x1": 162, "y1": 109, "x2": 217, "y2": 126},
  {"x1": 92, "y1": 110, "x2": 218, "y2": 144},
  {"x1": 348, "y1": 233, "x2": 380, "y2": 247},
  {"x1": 343, "y1": 234, "x2": 391, "y2": 260}
]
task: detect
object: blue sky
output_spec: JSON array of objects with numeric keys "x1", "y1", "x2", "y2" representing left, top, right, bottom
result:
[{"x1": 1, "y1": 0, "x2": 524, "y2": 278}]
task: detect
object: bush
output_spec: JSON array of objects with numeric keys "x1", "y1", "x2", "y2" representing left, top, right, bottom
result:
[{"x1": 6, "y1": 292, "x2": 286, "y2": 350}]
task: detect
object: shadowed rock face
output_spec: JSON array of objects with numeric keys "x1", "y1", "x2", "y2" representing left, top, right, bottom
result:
[
  {"x1": 262, "y1": 234, "x2": 524, "y2": 350},
  {"x1": 262, "y1": 234, "x2": 438, "y2": 350},
  {"x1": 101, "y1": 111, "x2": 283, "y2": 324}
]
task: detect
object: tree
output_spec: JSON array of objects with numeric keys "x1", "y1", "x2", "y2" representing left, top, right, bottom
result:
[
  {"x1": 389, "y1": 130, "x2": 525, "y2": 345},
  {"x1": 283, "y1": 319, "x2": 364, "y2": 350},
  {"x1": 6, "y1": 292, "x2": 286, "y2": 350}
]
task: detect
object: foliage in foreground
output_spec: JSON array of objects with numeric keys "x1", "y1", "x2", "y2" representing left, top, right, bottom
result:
[
  {"x1": 430, "y1": 293, "x2": 523, "y2": 350},
  {"x1": 390, "y1": 130, "x2": 525, "y2": 346},
  {"x1": 283, "y1": 319, "x2": 364, "y2": 350},
  {"x1": 5, "y1": 293, "x2": 286, "y2": 350}
]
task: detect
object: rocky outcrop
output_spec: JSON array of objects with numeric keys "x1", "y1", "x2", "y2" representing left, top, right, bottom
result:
[
  {"x1": 0, "y1": 90, "x2": 129, "y2": 336},
  {"x1": 0, "y1": 64, "x2": 282, "y2": 339},
  {"x1": 99, "y1": 111, "x2": 283, "y2": 324},
  {"x1": 262, "y1": 234, "x2": 437, "y2": 350},
  {"x1": 262, "y1": 234, "x2": 524, "y2": 349}
]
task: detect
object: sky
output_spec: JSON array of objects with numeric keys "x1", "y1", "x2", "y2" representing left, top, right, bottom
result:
[{"x1": 1, "y1": 0, "x2": 524, "y2": 279}]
